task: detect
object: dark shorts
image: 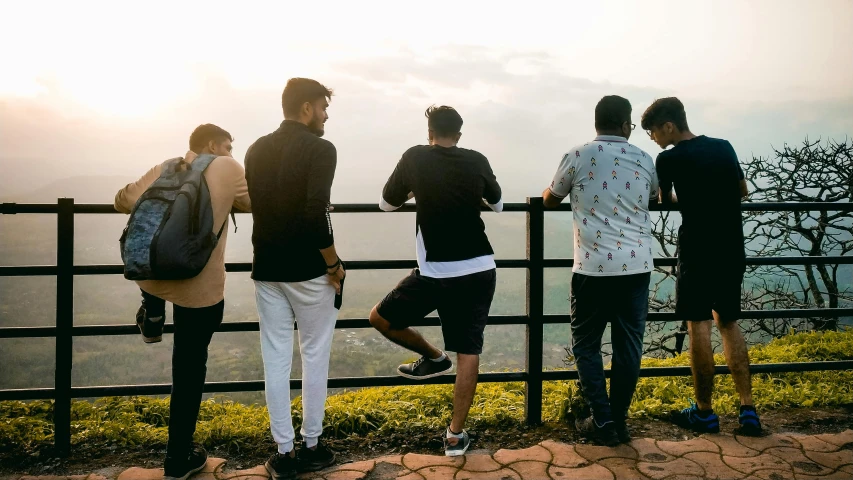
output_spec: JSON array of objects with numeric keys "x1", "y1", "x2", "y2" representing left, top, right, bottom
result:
[
  {"x1": 675, "y1": 259, "x2": 745, "y2": 321},
  {"x1": 376, "y1": 268, "x2": 497, "y2": 355}
]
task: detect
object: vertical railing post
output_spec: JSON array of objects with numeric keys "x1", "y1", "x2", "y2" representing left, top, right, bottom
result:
[
  {"x1": 525, "y1": 197, "x2": 544, "y2": 425},
  {"x1": 55, "y1": 198, "x2": 74, "y2": 456}
]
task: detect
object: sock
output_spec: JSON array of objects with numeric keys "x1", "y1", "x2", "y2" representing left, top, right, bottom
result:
[
  {"x1": 446, "y1": 427, "x2": 464, "y2": 438},
  {"x1": 430, "y1": 352, "x2": 447, "y2": 362},
  {"x1": 697, "y1": 409, "x2": 715, "y2": 417},
  {"x1": 740, "y1": 405, "x2": 757, "y2": 413},
  {"x1": 304, "y1": 436, "x2": 319, "y2": 449}
]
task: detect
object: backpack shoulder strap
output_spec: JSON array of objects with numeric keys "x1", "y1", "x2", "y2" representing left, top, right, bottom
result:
[
  {"x1": 159, "y1": 157, "x2": 185, "y2": 176},
  {"x1": 190, "y1": 153, "x2": 219, "y2": 172}
]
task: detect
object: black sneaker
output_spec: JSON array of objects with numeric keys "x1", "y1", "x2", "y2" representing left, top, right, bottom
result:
[
  {"x1": 136, "y1": 294, "x2": 165, "y2": 343},
  {"x1": 163, "y1": 443, "x2": 207, "y2": 480},
  {"x1": 575, "y1": 416, "x2": 620, "y2": 446},
  {"x1": 736, "y1": 405, "x2": 763, "y2": 437},
  {"x1": 264, "y1": 452, "x2": 298, "y2": 480},
  {"x1": 613, "y1": 420, "x2": 632, "y2": 444},
  {"x1": 297, "y1": 441, "x2": 336, "y2": 472},
  {"x1": 444, "y1": 429, "x2": 471, "y2": 457},
  {"x1": 397, "y1": 354, "x2": 453, "y2": 380}
]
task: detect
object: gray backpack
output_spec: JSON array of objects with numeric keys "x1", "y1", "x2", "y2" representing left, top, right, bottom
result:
[{"x1": 120, "y1": 154, "x2": 231, "y2": 280}]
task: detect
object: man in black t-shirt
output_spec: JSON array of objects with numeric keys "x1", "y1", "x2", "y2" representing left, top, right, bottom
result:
[
  {"x1": 369, "y1": 105, "x2": 503, "y2": 457},
  {"x1": 641, "y1": 97, "x2": 762, "y2": 436}
]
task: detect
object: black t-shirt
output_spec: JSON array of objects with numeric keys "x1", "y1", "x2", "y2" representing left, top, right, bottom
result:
[
  {"x1": 656, "y1": 135, "x2": 746, "y2": 265},
  {"x1": 382, "y1": 145, "x2": 502, "y2": 262},
  {"x1": 245, "y1": 121, "x2": 337, "y2": 282}
]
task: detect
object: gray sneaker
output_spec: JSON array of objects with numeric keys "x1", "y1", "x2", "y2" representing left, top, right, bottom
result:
[
  {"x1": 397, "y1": 355, "x2": 453, "y2": 380},
  {"x1": 575, "y1": 416, "x2": 620, "y2": 446},
  {"x1": 444, "y1": 429, "x2": 470, "y2": 457}
]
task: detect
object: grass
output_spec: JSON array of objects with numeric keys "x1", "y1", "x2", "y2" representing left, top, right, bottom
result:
[{"x1": 2, "y1": 329, "x2": 852, "y2": 457}]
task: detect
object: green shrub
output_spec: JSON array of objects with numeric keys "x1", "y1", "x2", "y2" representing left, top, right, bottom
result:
[{"x1": 2, "y1": 330, "x2": 852, "y2": 456}]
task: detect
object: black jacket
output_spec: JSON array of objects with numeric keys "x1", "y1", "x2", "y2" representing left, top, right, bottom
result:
[{"x1": 245, "y1": 120, "x2": 336, "y2": 282}]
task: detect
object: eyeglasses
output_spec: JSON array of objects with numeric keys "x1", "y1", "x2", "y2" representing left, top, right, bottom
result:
[
  {"x1": 624, "y1": 121, "x2": 636, "y2": 131},
  {"x1": 645, "y1": 129, "x2": 654, "y2": 139}
]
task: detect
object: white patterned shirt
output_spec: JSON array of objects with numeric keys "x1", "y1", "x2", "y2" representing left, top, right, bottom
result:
[{"x1": 548, "y1": 135, "x2": 659, "y2": 276}]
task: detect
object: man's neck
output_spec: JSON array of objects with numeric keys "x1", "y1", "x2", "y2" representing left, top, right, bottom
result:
[
  {"x1": 431, "y1": 139, "x2": 457, "y2": 148},
  {"x1": 595, "y1": 130, "x2": 627, "y2": 139},
  {"x1": 671, "y1": 131, "x2": 697, "y2": 146}
]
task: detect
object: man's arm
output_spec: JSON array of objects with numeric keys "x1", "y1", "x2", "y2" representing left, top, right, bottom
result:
[
  {"x1": 655, "y1": 152, "x2": 676, "y2": 204},
  {"x1": 543, "y1": 152, "x2": 573, "y2": 209},
  {"x1": 229, "y1": 158, "x2": 251, "y2": 213},
  {"x1": 306, "y1": 142, "x2": 344, "y2": 291},
  {"x1": 114, "y1": 164, "x2": 162, "y2": 213},
  {"x1": 481, "y1": 157, "x2": 504, "y2": 212},
  {"x1": 379, "y1": 155, "x2": 411, "y2": 212}
]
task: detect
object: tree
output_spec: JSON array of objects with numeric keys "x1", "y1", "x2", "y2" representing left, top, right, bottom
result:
[{"x1": 743, "y1": 138, "x2": 853, "y2": 331}]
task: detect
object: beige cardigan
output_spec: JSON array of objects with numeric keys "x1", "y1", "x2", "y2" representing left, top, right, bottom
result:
[{"x1": 115, "y1": 151, "x2": 251, "y2": 308}]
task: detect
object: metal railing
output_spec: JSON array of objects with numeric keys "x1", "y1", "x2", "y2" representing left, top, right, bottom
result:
[{"x1": 2, "y1": 198, "x2": 853, "y2": 456}]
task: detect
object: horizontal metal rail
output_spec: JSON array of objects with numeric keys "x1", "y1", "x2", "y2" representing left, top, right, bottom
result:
[{"x1": 1, "y1": 198, "x2": 852, "y2": 455}]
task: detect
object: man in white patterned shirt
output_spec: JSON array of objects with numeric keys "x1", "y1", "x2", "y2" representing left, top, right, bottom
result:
[{"x1": 542, "y1": 95, "x2": 659, "y2": 446}]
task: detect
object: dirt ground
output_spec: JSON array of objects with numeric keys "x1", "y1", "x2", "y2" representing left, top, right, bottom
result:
[{"x1": 2, "y1": 405, "x2": 852, "y2": 476}]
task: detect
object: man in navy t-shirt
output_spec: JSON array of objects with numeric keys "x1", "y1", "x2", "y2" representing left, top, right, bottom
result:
[{"x1": 641, "y1": 97, "x2": 762, "y2": 436}]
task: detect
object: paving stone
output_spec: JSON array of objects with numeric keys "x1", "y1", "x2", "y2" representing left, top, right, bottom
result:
[
  {"x1": 722, "y1": 453, "x2": 791, "y2": 474},
  {"x1": 786, "y1": 434, "x2": 841, "y2": 453},
  {"x1": 219, "y1": 465, "x2": 268, "y2": 479},
  {"x1": 657, "y1": 437, "x2": 720, "y2": 457},
  {"x1": 750, "y1": 470, "x2": 796, "y2": 480},
  {"x1": 414, "y1": 466, "x2": 461, "y2": 480},
  {"x1": 548, "y1": 464, "x2": 614, "y2": 480},
  {"x1": 734, "y1": 434, "x2": 800, "y2": 453},
  {"x1": 373, "y1": 455, "x2": 404, "y2": 467},
  {"x1": 505, "y1": 460, "x2": 549, "y2": 479},
  {"x1": 323, "y1": 471, "x2": 367, "y2": 480},
  {"x1": 793, "y1": 470, "x2": 853, "y2": 480},
  {"x1": 815, "y1": 430, "x2": 853, "y2": 448},
  {"x1": 629, "y1": 439, "x2": 676, "y2": 463},
  {"x1": 117, "y1": 467, "x2": 163, "y2": 480},
  {"x1": 683, "y1": 451, "x2": 749, "y2": 480},
  {"x1": 842, "y1": 464, "x2": 853, "y2": 474},
  {"x1": 598, "y1": 457, "x2": 650, "y2": 479},
  {"x1": 203, "y1": 458, "x2": 228, "y2": 474},
  {"x1": 637, "y1": 457, "x2": 704, "y2": 479},
  {"x1": 395, "y1": 472, "x2": 424, "y2": 480},
  {"x1": 459, "y1": 455, "x2": 502, "y2": 472},
  {"x1": 803, "y1": 448, "x2": 853, "y2": 469},
  {"x1": 86, "y1": 476, "x2": 108, "y2": 480},
  {"x1": 334, "y1": 461, "x2": 375, "y2": 473},
  {"x1": 493, "y1": 445, "x2": 551, "y2": 465},
  {"x1": 401, "y1": 453, "x2": 461, "y2": 471},
  {"x1": 455, "y1": 468, "x2": 521, "y2": 480},
  {"x1": 703, "y1": 434, "x2": 761, "y2": 457},
  {"x1": 539, "y1": 440, "x2": 589, "y2": 468},
  {"x1": 764, "y1": 447, "x2": 831, "y2": 476},
  {"x1": 575, "y1": 443, "x2": 638, "y2": 462}
]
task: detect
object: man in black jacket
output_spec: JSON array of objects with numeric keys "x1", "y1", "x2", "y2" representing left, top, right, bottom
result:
[
  {"x1": 369, "y1": 105, "x2": 503, "y2": 457},
  {"x1": 245, "y1": 78, "x2": 344, "y2": 480}
]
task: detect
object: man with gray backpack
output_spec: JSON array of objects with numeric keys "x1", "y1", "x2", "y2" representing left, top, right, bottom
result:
[{"x1": 115, "y1": 123, "x2": 251, "y2": 480}]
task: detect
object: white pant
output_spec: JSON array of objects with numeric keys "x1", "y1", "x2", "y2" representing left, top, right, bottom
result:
[{"x1": 254, "y1": 277, "x2": 338, "y2": 454}]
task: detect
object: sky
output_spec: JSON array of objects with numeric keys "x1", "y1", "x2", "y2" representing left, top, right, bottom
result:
[{"x1": 1, "y1": 0, "x2": 852, "y2": 201}]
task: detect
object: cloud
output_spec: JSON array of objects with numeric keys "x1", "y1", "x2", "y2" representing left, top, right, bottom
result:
[{"x1": 1, "y1": 48, "x2": 851, "y2": 202}]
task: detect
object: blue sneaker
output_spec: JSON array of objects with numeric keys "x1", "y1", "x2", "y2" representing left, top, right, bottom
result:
[
  {"x1": 671, "y1": 399, "x2": 720, "y2": 434},
  {"x1": 737, "y1": 405, "x2": 763, "y2": 437}
]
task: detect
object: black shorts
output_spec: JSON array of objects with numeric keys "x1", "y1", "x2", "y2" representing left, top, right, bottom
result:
[
  {"x1": 675, "y1": 259, "x2": 745, "y2": 321},
  {"x1": 376, "y1": 268, "x2": 497, "y2": 355}
]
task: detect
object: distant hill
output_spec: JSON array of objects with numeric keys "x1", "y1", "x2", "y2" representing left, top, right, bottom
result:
[{"x1": 1, "y1": 175, "x2": 135, "y2": 204}]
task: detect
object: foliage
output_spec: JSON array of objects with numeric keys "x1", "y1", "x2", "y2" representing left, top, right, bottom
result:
[{"x1": 2, "y1": 330, "x2": 852, "y2": 457}]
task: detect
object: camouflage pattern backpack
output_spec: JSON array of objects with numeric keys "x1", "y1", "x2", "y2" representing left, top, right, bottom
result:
[{"x1": 120, "y1": 154, "x2": 227, "y2": 280}]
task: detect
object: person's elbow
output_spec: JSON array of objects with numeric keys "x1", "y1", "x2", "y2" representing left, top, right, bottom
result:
[
  {"x1": 739, "y1": 180, "x2": 749, "y2": 199},
  {"x1": 542, "y1": 189, "x2": 564, "y2": 209}
]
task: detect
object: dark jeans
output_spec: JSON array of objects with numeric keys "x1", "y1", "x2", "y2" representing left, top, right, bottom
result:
[
  {"x1": 165, "y1": 299, "x2": 224, "y2": 459},
  {"x1": 570, "y1": 273, "x2": 650, "y2": 424}
]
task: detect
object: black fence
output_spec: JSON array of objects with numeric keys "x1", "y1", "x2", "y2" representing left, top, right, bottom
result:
[{"x1": 2, "y1": 198, "x2": 853, "y2": 456}]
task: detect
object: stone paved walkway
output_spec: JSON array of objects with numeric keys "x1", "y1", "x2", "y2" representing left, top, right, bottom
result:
[{"x1": 12, "y1": 430, "x2": 853, "y2": 480}]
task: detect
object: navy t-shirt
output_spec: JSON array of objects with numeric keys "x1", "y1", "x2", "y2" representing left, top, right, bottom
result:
[{"x1": 655, "y1": 135, "x2": 746, "y2": 266}]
